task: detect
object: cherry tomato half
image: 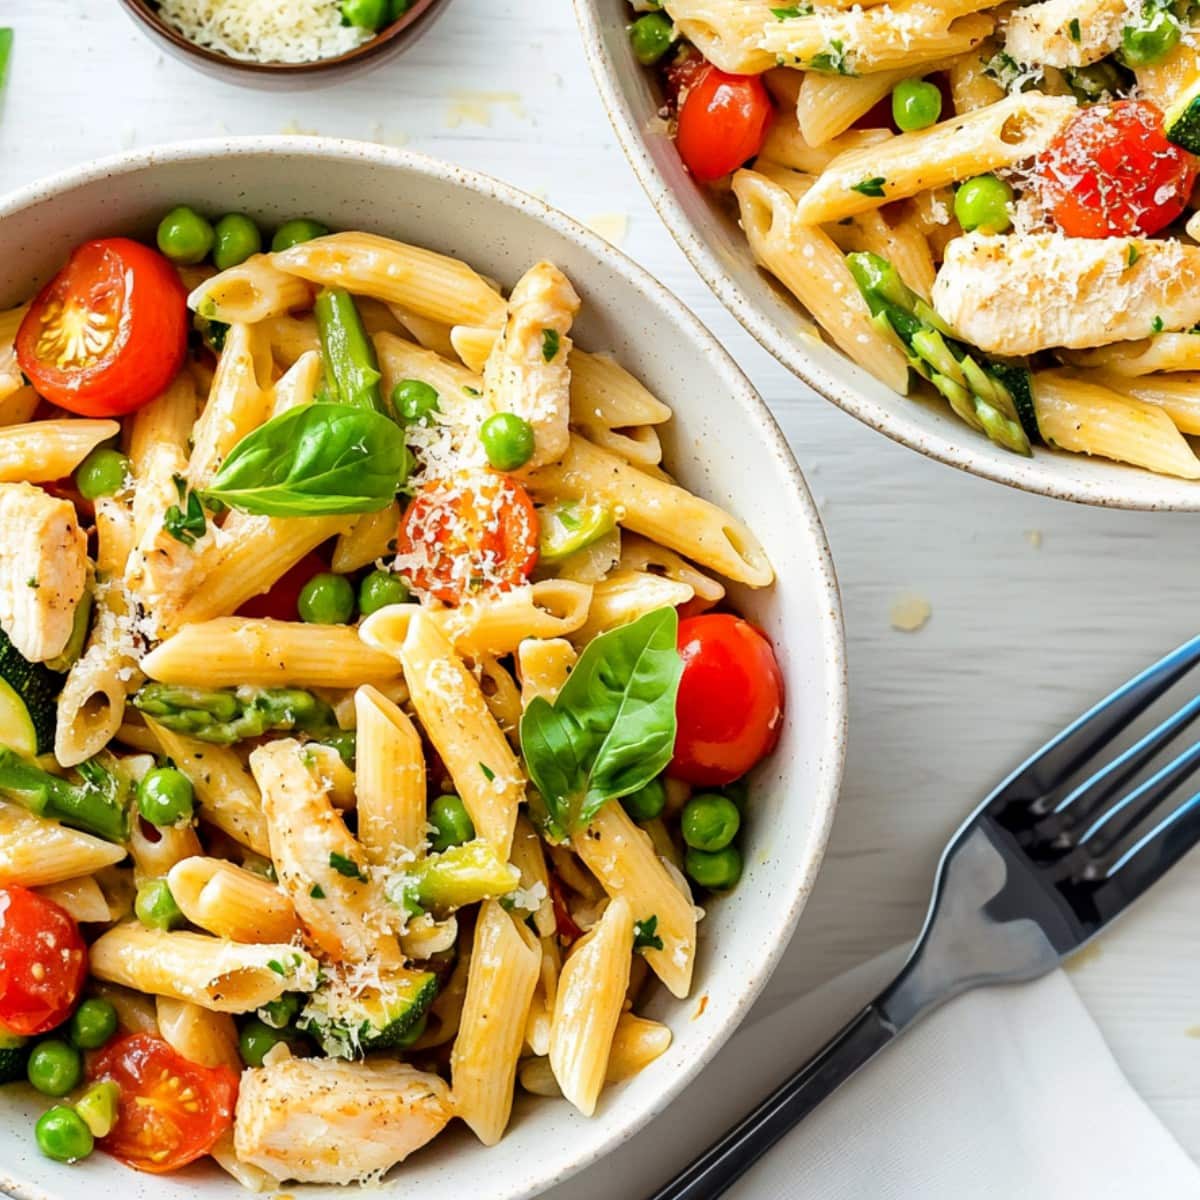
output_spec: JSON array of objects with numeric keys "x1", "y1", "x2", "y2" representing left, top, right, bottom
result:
[
  {"x1": 676, "y1": 67, "x2": 773, "y2": 183},
  {"x1": 93, "y1": 1034, "x2": 238, "y2": 1174},
  {"x1": 238, "y1": 551, "x2": 328, "y2": 621},
  {"x1": 1037, "y1": 100, "x2": 1196, "y2": 238},
  {"x1": 395, "y1": 470, "x2": 539, "y2": 605},
  {"x1": 16, "y1": 238, "x2": 189, "y2": 417},
  {"x1": 0, "y1": 885, "x2": 87, "y2": 1037},
  {"x1": 670, "y1": 614, "x2": 784, "y2": 787}
]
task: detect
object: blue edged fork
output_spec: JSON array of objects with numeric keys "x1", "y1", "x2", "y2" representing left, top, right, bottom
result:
[{"x1": 651, "y1": 634, "x2": 1200, "y2": 1200}]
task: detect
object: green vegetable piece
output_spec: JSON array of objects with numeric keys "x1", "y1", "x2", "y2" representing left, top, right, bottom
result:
[
  {"x1": 321, "y1": 730, "x2": 357, "y2": 767},
  {"x1": 520, "y1": 607, "x2": 683, "y2": 839},
  {"x1": 0, "y1": 29, "x2": 13, "y2": 99},
  {"x1": 0, "y1": 1024, "x2": 29, "y2": 1084},
  {"x1": 271, "y1": 218, "x2": 330, "y2": 252},
  {"x1": 428, "y1": 793, "x2": 475, "y2": 853},
  {"x1": 156, "y1": 206, "x2": 215, "y2": 266},
  {"x1": 136, "y1": 765, "x2": 195, "y2": 827},
  {"x1": 537, "y1": 500, "x2": 617, "y2": 564},
  {"x1": 45, "y1": 586, "x2": 93, "y2": 674},
  {"x1": 212, "y1": 213, "x2": 262, "y2": 271},
  {"x1": 202, "y1": 403, "x2": 412, "y2": 517},
  {"x1": 195, "y1": 314, "x2": 230, "y2": 355},
  {"x1": 74, "y1": 1080, "x2": 120, "y2": 1138},
  {"x1": 850, "y1": 176, "x2": 887, "y2": 197},
  {"x1": 35, "y1": 1105, "x2": 93, "y2": 1164},
  {"x1": 0, "y1": 748, "x2": 129, "y2": 842},
  {"x1": 341, "y1": 0, "x2": 389, "y2": 30},
  {"x1": 388, "y1": 0, "x2": 414, "y2": 17},
  {"x1": 480, "y1": 412, "x2": 536, "y2": 471},
  {"x1": 953, "y1": 174, "x2": 1013, "y2": 234},
  {"x1": 395, "y1": 1012, "x2": 427, "y2": 1048},
  {"x1": 0, "y1": 626, "x2": 64, "y2": 756},
  {"x1": 1063, "y1": 61, "x2": 1131, "y2": 103},
  {"x1": 258, "y1": 993, "x2": 302, "y2": 1030},
  {"x1": 621, "y1": 776, "x2": 667, "y2": 823},
  {"x1": 358, "y1": 569, "x2": 410, "y2": 616},
  {"x1": 633, "y1": 914, "x2": 664, "y2": 952},
  {"x1": 681, "y1": 793, "x2": 741, "y2": 851},
  {"x1": 238, "y1": 1018, "x2": 291, "y2": 1068},
  {"x1": 329, "y1": 850, "x2": 367, "y2": 880},
  {"x1": 299, "y1": 968, "x2": 436, "y2": 1057},
  {"x1": 164, "y1": 484, "x2": 207, "y2": 546},
  {"x1": 135, "y1": 879, "x2": 184, "y2": 931},
  {"x1": 393, "y1": 838, "x2": 521, "y2": 913},
  {"x1": 315, "y1": 289, "x2": 385, "y2": 413},
  {"x1": 75, "y1": 448, "x2": 130, "y2": 500},
  {"x1": 1122, "y1": 5, "x2": 1180, "y2": 66},
  {"x1": 27, "y1": 1039, "x2": 82, "y2": 1097},
  {"x1": 629, "y1": 11, "x2": 675, "y2": 64},
  {"x1": 68, "y1": 998, "x2": 118, "y2": 1050},
  {"x1": 133, "y1": 683, "x2": 338, "y2": 745},
  {"x1": 685, "y1": 844, "x2": 743, "y2": 891},
  {"x1": 392, "y1": 378, "x2": 440, "y2": 425},
  {"x1": 298, "y1": 572, "x2": 356, "y2": 625},
  {"x1": 891, "y1": 78, "x2": 941, "y2": 131}
]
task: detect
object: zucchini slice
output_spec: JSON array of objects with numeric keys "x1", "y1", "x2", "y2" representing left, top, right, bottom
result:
[
  {"x1": 0, "y1": 629, "x2": 60, "y2": 756},
  {"x1": 990, "y1": 363, "x2": 1041, "y2": 447},
  {"x1": 1165, "y1": 80, "x2": 1200, "y2": 154},
  {"x1": 0, "y1": 1025, "x2": 29, "y2": 1085}
]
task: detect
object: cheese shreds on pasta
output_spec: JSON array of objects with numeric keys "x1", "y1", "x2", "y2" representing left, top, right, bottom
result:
[{"x1": 155, "y1": 0, "x2": 372, "y2": 64}]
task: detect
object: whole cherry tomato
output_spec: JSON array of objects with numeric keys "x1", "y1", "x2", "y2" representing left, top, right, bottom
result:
[
  {"x1": 676, "y1": 67, "x2": 773, "y2": 183},
  {"x1": 17, "y1": 238, "x2": 189, "y2": 417},
  {"x1": 670, "y1": 614, "x2": 784, "y2": 786}
]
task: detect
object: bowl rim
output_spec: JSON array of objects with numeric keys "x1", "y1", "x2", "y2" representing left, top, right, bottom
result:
[
  {"x1": 0, "y1": 136, "x2": 848, "y2": 1200},
  {"x1": 116, "y1": 0, "x2": 444, "y2": 74},
  {"x1": 570, "y1": 0, "x2": 1200, "y2": 512}
]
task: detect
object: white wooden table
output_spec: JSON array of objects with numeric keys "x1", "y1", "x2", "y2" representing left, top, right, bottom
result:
[{"x1": 6, "y1": 0, "x2": 1200, "y2": 1191}]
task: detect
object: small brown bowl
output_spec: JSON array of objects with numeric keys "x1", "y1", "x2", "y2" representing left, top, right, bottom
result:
[{"x1": 117, "y1": 0, "x2": 451, "y2": 90}]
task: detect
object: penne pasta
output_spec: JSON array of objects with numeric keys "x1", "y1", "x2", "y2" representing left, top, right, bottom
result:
[
  {"x1": 354, "y1": 685, "x2": 427, "y2": 863},
  {"x1": 188, "y1": 254, "x2": 314, "y2": 325},
  {"x1": 167, "y1": 856, "x2": 302, "y2": 943},
  {"x1": 0, "y1": 419, "x2": 119, "y2": 483}
]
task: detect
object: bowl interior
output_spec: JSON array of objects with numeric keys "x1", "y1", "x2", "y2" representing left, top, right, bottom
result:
[
  {"x1": 0, "y1": 139, "x2": 845, "y2": 1200},
  {"x1": 573, "y1": 0, "x2": 1200, "y2": 511}
]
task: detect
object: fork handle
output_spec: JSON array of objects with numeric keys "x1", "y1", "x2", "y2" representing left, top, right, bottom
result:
[{"x1": 645, "y1": 1003, "x2": 896, "y2": 1200}]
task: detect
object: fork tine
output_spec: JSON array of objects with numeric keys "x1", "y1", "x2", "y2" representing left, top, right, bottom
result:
[
  {"x1": 1099, "y1": 788, "x2": 1200, "y2": 888},
  {"x1": 988, "y1": 633, "x2": 1200, "y2": 823}
]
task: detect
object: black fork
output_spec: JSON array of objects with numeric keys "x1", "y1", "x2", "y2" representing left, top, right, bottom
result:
[{"x1": 650, "y1": 633, "x2": 1200, "y2": 1200}]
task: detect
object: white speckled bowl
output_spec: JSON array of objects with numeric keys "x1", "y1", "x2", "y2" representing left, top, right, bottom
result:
[
  {"x1": 573, "y1": 0, "x2": 1200, "y2": 509},
  {"x1": 0, "y1": 139, "x2": 845, "y2": 1200}
]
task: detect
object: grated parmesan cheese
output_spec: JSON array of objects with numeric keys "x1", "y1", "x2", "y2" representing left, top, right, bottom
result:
[{"x1": 155, "y1": 0, "x2": 372, "y2": 65}]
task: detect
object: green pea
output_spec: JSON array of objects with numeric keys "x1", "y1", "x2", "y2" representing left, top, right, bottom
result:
[
  {"x1": 136, "y1": 765, "x2": 195, "y2": 827},
  {"x1": 341, "y1": 0, "x2": 389, "y2": 29},
  {"x1": 392, "y1": 379, "x2": 441, "y2": 425},
  {"x1": 270, "y1": 219, "x2": 330, "y2": 253},
  {"x1": 891, "y1": 78, "x2": 942, "y2": 132},
  {"x1": 258, "y1": 994, "x2": 301, "y2": 1030},
  {"x1": 74, "y1": 1080, "x2": 120, "y2": 1139},
  {"x1": 68, "y1": 998, "x2": 118, "y2": 1050},
  {"x1": 358, "y1": 569, "x2": 410, "y2": 616},
  {"x1": 74, "y1": 448, "x2": 130, "y2": 500},
  {"x1": 239, "y1": 1018, "x2": 289, "y2": 1068},
  {"x1": 27, "y1": 1039, "x2": 83, "y2": 1097},
  {"x1": 429, "y1": 794, "x2": 475, "y2": 854},
  {"x1": 685, "y1": 844, "x2": 743, "y2": 891},
  {"x1": 387, "y1": 0, "x2": 414, "y2": 18},
  {"x1": 212, "y1": 213, "x2": 263, "y2": 271},
  {"x1": 298, "y1": 573, "x2": 356, "y2": 624},
  {"x1": 629, "y1": 12, "x2": 675, "y2": 65},
  {"x1": 480, "y1": 412, "x2": 535, "y2": 471},
  {"x1": 1122, "y1": 7, "x2": 1180, "y2": 66},
  {"x1": 681, "y1": 793, "x2": 741, "y2": 851},
  {"x1": 156, "y1": 205, "x2": 215, "y2": 266},
  {"x1": 135, "y1": 879, "x2": 184, "y2": 931},
  {"x1": 35, "y1": 1105, "x2": 93, "y2": 1164},
  {"x1": 622, "y1": 777, "x2": 666, "y2": 823},
  {"x1": 953, "y1": 174, "x2": 1013, "y2": 234}
]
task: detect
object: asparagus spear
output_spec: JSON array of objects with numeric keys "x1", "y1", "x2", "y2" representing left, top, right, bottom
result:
[
  {"x1": 314, "y1": 288, "x2": 385, "y2": 413},
  {"x1": 132, "y1": 684, "x2": 339, "y2": 745},
  {"x1": 0, "y1": 748, "x2": 129, "y2": 842},
  {"x1": 846, "y1": 251, "x2": 1036, "y2": 456}
]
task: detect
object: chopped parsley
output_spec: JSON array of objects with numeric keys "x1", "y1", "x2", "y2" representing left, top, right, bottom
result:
[
  {"x1": 850, "y1": 176, "x2": 887, "y2": 198},
  {"x1": 329, "y1": 851, "x2": 366, "y2": 880},
  {"x1": 25, "y1": 578, "x2": 37, "y2": 589},
  {"x1": 808, "y1": 39, "x2": 852, "y2": 75},
  {"x1": 1067, "y1": 17, "x2": 1081, "y2": 40},
  {"x1": 1127, "y1": 244, "x2": 1140, "y2": 268},
  {"x1": 1152, "y1": 315, "x2": 1165, "y2": 333},
  {"x1": 463, "y1": 385, "x2": 481, "y2": 398},
  {"x1": 164, "y1": 475, "x2": 206, "y2": 547},
  {"x1": 266, "y1": 959, "x2": 286, "y2": 976},
  {"x1": 633, "y1": 915, "x2": 664, "y2": 952},
  {"x1": 541, "y1": 328, "x2": 561, "y2": 362},
  {"x1": 479, "y1": 761, "x2": 496, "y2": 782},
  {"x1": 769, "y1": 4, "x2": 811, "y2": 17},
  {"x1": 309, "y1": 884, "x2": 326, "y2": 899}
]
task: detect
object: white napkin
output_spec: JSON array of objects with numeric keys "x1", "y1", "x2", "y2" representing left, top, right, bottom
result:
[{"x1": 544, "y1": 950, "x2": 1200, "y2": 1200}]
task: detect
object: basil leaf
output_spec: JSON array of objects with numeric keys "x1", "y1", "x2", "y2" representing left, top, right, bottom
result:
[
  {"x1": 203, "y1": 403, "x2": 413, "y2": 517},
  {"x1": 520, "y1": 607, "x2": 682, "y2": 839}
]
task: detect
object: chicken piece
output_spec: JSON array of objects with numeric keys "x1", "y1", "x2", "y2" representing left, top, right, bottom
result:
[
  {"x1": 482, "y1": 261, "x2": 581, "y2": 469},
  {"x1": 0, "y1": 482, "x2": 87, "y2": 662},
  {"x1": 234, "y1": 1055, "x2": 453, "y2": 1184},
  {"x1": 1005, "y1": 0, "x2": 1126, "y2": 68},
  {"x1": 931, "y1": 232, "x2": 1200, "y2": 355},
  {"x1": 249, "y1": 738, "x2": 401, "y2": 967}
]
